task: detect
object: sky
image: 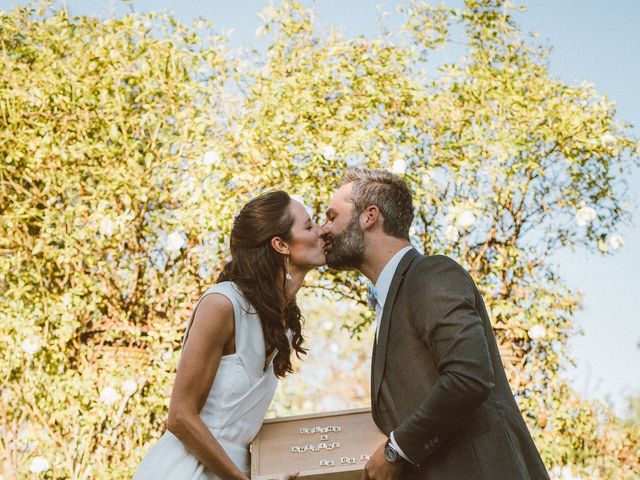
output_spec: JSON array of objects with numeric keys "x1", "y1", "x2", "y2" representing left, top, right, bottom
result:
[{"x1": 2, "y1": 0, "x2": 638, "y2": 414}]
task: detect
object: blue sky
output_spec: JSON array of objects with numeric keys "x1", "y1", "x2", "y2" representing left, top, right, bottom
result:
[
  {"x1": 3, "y1": 0, "x2": 638, "y2": 413},
  {"x1": 514, "y1": 1, "x2": 640, "y2": 414}
]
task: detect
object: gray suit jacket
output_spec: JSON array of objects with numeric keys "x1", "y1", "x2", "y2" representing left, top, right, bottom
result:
[{"x1": 372, "y1": 250, "x2": 549, "y2": 479}]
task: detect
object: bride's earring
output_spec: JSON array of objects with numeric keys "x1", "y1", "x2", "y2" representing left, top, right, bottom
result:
[{"x1": 285, "y1": 255, "x2": 293, "y2": 281}]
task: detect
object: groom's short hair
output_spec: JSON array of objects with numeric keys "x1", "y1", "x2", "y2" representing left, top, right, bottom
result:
[{"x1": 341, "y1": 167, "x2": 414, "y2": 240}]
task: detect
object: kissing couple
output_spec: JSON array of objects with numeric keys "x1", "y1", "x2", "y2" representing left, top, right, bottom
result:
[{"x1": 134, "y1": 168, "x2": 549, "y2": 480}]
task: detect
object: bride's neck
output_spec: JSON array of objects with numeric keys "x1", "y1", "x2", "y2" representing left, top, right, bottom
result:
[{"x1": 285, "y1": 269, "x2": 308, "y2": 303}]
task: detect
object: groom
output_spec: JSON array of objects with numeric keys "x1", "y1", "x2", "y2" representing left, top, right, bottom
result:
[{"x1": 322, "y1": 168, "x2": 549, "y2": 480}]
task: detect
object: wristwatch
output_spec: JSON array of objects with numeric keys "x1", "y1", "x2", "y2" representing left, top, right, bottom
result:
[{"x1": 384, "y1": 439, "x2": 405, "y2": 464}]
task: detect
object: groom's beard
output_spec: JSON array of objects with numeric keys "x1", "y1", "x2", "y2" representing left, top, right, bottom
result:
[{"x1": 325, "y1": 214, "x2": 365, "y2": 270}]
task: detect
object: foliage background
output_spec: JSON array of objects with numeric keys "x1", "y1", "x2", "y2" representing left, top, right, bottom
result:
[{"x1": 0, "y1": 1, "x2": 638, "y2": 478}]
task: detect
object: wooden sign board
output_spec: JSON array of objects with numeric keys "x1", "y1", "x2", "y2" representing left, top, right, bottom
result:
[{"x1": 250, "y1": 407, "x2": 386, "y2": 480}]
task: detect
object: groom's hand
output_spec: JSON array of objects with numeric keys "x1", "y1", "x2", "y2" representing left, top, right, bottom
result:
[{"x1": 360, "y1": 442, "x2": 403, "y2": 480}]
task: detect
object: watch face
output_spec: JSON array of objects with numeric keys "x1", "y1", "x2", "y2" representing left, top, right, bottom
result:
[{"x1": 384, "y1": 443, "x2": 398, "y2": 463}]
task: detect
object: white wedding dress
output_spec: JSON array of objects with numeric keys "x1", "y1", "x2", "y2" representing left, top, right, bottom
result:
[{"x1": 134, "y1": 281, "x2": 279, "y2": 479}]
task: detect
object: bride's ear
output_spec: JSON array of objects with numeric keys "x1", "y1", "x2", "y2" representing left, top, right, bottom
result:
[{"x1": 271, "y1": 236, "x2": 290, "y2": 255}]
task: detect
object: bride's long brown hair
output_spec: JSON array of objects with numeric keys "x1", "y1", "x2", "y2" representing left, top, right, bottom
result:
[{"x1": 217, "y1": 190, "x2": 307, "y2": 378}]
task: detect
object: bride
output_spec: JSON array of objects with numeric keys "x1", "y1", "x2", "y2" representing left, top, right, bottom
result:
[{"x1": 134, "y1": 191, "x2": 326, "y2": 480}]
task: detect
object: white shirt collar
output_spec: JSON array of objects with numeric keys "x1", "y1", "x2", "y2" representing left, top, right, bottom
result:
[{"x1": 374, "y1": 246, "x2": 413, "y2": 310}]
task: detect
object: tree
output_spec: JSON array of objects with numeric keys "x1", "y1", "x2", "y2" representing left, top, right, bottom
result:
[
  {"x1": 0, "y1": 5, "x2": 237, "y2": 477},
  {"x1": 0, "y1": 1, "x2": 638, "y2": 478}
]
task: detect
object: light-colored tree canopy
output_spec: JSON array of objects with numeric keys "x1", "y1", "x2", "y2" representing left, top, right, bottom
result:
[{"x1": 1, "y1": 1, "x2": 638, "y2": 478}]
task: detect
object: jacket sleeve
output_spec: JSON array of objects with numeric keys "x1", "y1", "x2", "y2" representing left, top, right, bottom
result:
[{"x1": 392, "y1": 255, "x2": 495, "y2": 466}]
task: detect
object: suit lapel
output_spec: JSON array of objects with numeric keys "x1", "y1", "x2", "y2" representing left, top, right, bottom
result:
[{"x1": 371, "y1": 248, "x2": 420, "y2": 412}]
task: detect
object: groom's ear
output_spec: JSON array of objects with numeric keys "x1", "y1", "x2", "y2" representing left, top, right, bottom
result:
[
  {"x1": 271, "y1": 236, "x2": 290, "y2": 255},
  {"x1": 361, "y1": 205, "x2": 380, "y2": 231}
]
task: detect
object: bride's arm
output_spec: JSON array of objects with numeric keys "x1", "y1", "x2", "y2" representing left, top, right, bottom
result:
[{"x1": 166, "y1": 293, "x2": 248, "y2": 480}]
